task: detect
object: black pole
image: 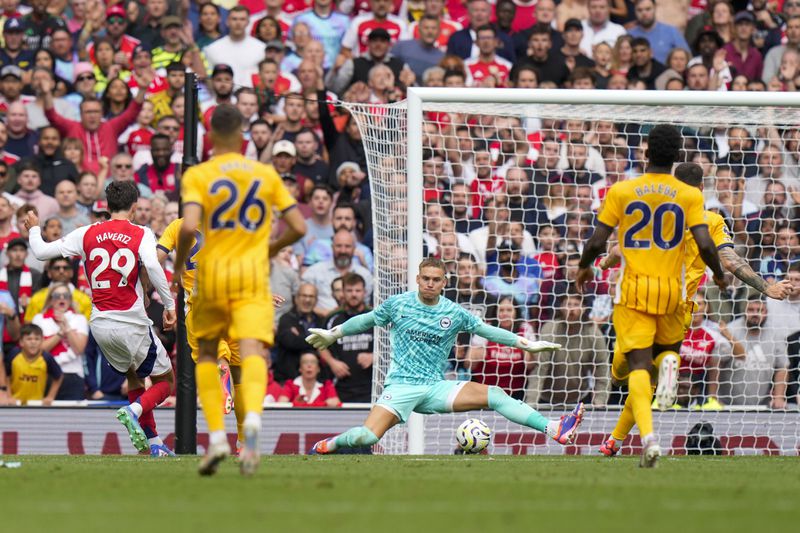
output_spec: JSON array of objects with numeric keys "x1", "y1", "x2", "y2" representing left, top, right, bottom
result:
[{"x1": 175, "y1": 72, "x2": 199, "y2": 455}]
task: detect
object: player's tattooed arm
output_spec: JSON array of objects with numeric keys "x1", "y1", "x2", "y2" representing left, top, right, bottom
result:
[{"x1": 718, "y1": 247, "x2": 793, "y2": 299}]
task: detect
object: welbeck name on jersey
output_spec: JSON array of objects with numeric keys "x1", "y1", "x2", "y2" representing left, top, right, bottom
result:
[{"x1": 94, "y1": 232, "x2": 132, "y2": 245}]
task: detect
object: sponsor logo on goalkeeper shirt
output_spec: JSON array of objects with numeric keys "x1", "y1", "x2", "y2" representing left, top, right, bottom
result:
[{"x1": 407, "y1": 329, "x2": 444, "y2": 344}]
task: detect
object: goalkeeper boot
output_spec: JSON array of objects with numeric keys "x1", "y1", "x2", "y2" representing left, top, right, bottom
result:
[
  {"x1": 639, "y1": 436, "x2": 661, "y2": 468},
  {"x1": 599, "y1": 437, "x2": 620, "y2": 457},
  {"x1": 553, "y1": 402, "x2": 585, "y2": 445},
  {"x1": 308, "y1": 438, "x2": 334, "y2": 455},
  {"x1": 150, "y1": 444, "x2": 176, "y2": 457},
  {"x1": 239, "y1": 419, "x2": 261, "y2": 476},
  {"x1": 116, "y1": 406, "x2": 148, "y2": 453},
  {"x1": 654, "y1": 353, "x2": 679, "y2": 412},
  {"x1": 198, "y1": 438, "x2": 230, "y2": 476},
  {"x1": 219, "y1": 363, "x2": 234, "y2": 415},
  {"x1": 702, "y1": 396, "x2": 725, "y2": 411}
]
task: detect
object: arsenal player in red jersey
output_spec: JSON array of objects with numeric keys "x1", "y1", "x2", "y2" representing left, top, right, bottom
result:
[{"x1": 25, "y1": 181, "x2": 177, "y2": 457}]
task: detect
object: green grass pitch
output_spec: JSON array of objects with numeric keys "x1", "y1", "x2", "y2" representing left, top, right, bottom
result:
[{"x1": 1, "y1": 455, "x2": 796, "y2": 533}]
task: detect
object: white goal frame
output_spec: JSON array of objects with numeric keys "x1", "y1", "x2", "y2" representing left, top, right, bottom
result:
[{"x1": 402, "y1": 88, "x2": 800, "y2": 455}]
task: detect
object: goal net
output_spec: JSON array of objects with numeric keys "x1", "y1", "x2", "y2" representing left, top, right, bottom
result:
[{"x1": 343, "y1": 89, "x2": 800, "y2": 456}]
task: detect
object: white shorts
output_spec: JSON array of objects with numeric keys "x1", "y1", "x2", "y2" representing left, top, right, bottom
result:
[{"x1": 91, "y1": 319, "x2": 172, "y2": 378}]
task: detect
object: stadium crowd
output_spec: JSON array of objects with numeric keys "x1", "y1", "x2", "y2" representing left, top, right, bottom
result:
[{"x1": 0, "y1": 0, "x2": 797, "y2": 412}]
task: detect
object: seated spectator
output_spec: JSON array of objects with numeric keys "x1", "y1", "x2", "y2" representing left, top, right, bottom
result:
[
  {"x1": 723, "y1": 11, "x2": 763, "y2": 83},
  {"x1": 0, "y1": 236, "x2": 41, "y2": 318},
  {"x1": 560, "y1": 19, "x2": 594, "y2": 71},
  {"x1": 466, "y1": 295, "x2": 536, "y2": 400},
  {"x1": 392, "y1": 14, "x2": 445, "y2": 80},
  {"x1": 204, "y1": 5, "x2": 265, "y2": 89},
  {"x1": 292, "y1": 128, "x2": 328, "y2": 185},
  {"x1": 464, "y1": 25, "x2": 512, "y2": 87},
  {"x1": 274, "y1": 283, "x2": 325, "y2": 382},
  {"x1": 149, "y1": 63, "x2": 186, "y2": 125},
  {"x1": 244, "y1": 119, "x2": 273, "y2": 162},
  {"x1": 18, "y1": 126, "x2": 78, "y2": 197},
  {"x1": 278, "y1": 352, "x2": 341, "y2": 407},
  {"x1": 715, "y1": 126, "x2": 758, "y2": 178},
  {"x1": 580, "y1": 0, "x2": 626, "y2": 57},
  {"x1": 4, "y1": 102, "x2": 37, "y2": 160},
  {"x1": 294, "y1": 184, "x2": 333, "y2": 261},
  {"x1": 302, "y1": 229, "x2": 374, "y2": 316},
  {"x1": 41, "y1": 70, "x2": 152, "y2": 174},
  {"x1": 532, "y1": 292, "x2": 610, "y2": 407},
  {"x1": 483, "y1": 240, "x2": 542, "y2": 314},
  {"x1": 25, "y1": 258, "x2": 91, "y2": 322},
  {"x1": 535, "y1": 224, "x2": 562, "y2": 281},
  {"x1": 447, "y1": 0, "x2": 513, "y2": 62},
  {"x1": 524, "y1": 23, "x2": 570, "y2": 86},
  {"x1": 320, "y1": 273, "x2": 373, "y2": 402},
  {"x1": 101, "y1": 78, "x2": 133, "y2": 120},
  {"x1": 327, "y1": 28, "x2": 409, "y2": 95},
  {"x1": 626, "y1": 37, "x2": 666, "y2": 89},
  {"x1": 13, "y1": 162, "x2": 59, "y2": 221},
  {"x1": 335, "y1": 162, "x2": 370, "y2": 205},
  {"x1": 760, "y1": 227, "x2": 800, "y2": 282},
  {"x1": 628, "y1": 0, "x2": 689, "y2": 63},
  {"x1": 270, "y1": 246, "x2": 301, "y2": 323},
  {"x1": 762, "y1": 16, "x2": 800, "y2": 84},
  {"x1": 4, "y1": 324, "x2": 62, "y2": 405},
  {"x1": 31, "y1": 282, "x2": 89, "y2": 401},
  {"x1": 53, "y1": 180, "x2": 89, "y2": 234},
  {"x1": 134, "y1": 134, "x2": 177, "y2": 196},
  {"x1": 679, "y1": 292, "x2": 743, "y2": 410},
  {"x1": 75, "y1": 172, "x2": 99, "y2": 215},
  {"x1": 108, "y1": 152, "x2": 153, "y2": 199},
  {"x1": 304, "y1": 203, "x2": 373, "y2": 270},
  {"x1": 133, "y1": 115, "x2": 183, "y2": 170},
  {"x1": 720, "y1": 296, "x2": 790, "y2": 408}
]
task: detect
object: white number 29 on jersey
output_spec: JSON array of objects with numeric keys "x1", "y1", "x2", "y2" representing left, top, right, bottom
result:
[{"x1": 89, "y1": 248, "x2": 136, "y2": 290}]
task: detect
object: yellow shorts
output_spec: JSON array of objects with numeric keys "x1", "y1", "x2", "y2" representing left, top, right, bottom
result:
[
  {"x1": 612, "y1": 304, "x2": 684, "y2": 356},
  {"x1": 186, "y1": 309, "x2": 241, "y2": 365},
  {"x1": 191, "y1": 296, "x2": 274, "y2": 346}
]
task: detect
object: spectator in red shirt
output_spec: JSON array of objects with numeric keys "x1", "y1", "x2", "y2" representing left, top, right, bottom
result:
[
  {"x1": 466, "y1": 295, "x2": 536, "y2": 400},
  {"x1": 41, "y1": 70, "x2": 152, "y2": 174},
  {"x1": 722, "y1": 11, "x2": 764, "y2": 82},
  {"x1": 278, "y1": 352, "x2": 341, "y2": 407}
]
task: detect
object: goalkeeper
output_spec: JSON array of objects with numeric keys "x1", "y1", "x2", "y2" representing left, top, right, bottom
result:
[{"x1": 306, "y1": 258, "x2": 585, "y2": 454}]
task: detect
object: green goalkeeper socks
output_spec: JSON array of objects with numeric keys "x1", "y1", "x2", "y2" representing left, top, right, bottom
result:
[
  {"x1": 487, "y1": 386, "x2": 549, "y2": 433},
  {"x1": 332, "y1": 426, "x2": 380, "y2": 451}
]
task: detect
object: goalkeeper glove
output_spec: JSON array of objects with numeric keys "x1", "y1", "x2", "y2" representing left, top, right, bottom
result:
[
  {"x1": 515, "y1": 337, "x2": 561, "y2": 353},
  {"x1": 305, "y1": 326, "x2": 343, "y2": 350}
]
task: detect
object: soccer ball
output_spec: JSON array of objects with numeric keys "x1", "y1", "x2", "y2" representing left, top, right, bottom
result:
[{"x1": 456, "y1": 419, "x2": 491, "y2": 454}]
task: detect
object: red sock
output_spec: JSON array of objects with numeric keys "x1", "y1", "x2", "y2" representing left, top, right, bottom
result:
[
  {"x1": 138, "y1": 381, "x2": 171, "y2": 414},
  {"x1": 127, "y1": 388, "x2": 145, "y2": 404},
  {"x1": 128, "y1": 387, "x2": 157, "y2": 438}
]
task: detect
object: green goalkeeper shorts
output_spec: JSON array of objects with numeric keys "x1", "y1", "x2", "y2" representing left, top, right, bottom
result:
[{"x1": 375, "y1": 381, "x2": 469, "y2": 423}]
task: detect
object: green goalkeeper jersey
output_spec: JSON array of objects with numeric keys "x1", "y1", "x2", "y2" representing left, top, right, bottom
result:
[{"x1": 373, "y1": 291, "x2": 481, "y2": 386}]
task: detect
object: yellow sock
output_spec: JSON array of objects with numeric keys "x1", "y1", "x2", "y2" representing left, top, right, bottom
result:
[
  {"x1": 233, "y1": 382, "x2": 245, "y2": 443},
  {"x1": 241, "y1": 355, "x2": 267, "y2": 415},
  {"x1": 611, "y1": 395, "x2": 636, "y2": 442},
  {"x1": 196, "y1": 361, "x2": 225, "y2": 433},
  {"x1": 629, "y1": 369, "x2": 654, "y2": 438}
]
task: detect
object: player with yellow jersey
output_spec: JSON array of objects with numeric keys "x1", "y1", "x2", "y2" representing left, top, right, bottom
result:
[
  {"x1": 577, "y1": 125, "x2": 727, "y2": 467},
  {"x1": 158, "y1": 219, "x2": 241, "y2": 437},
  {"x1": 174, "y1": 104, "x2": 306, "y2": 476},
  {"x1": 596, "y1": 162, "x2": 793, "y2": 457}
]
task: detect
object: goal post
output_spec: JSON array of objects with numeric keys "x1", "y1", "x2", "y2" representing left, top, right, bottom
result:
[{"x1": 343, "y1": 88, "x2": 800, "y2": 456}]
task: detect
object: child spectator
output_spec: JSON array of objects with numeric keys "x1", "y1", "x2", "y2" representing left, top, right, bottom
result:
[
  {"x1": 6, "y1": 324, "x2": 62, "y2": 405},
  {"x1": 278, "y1": 352, "x2": 341, "y2": 407}
]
